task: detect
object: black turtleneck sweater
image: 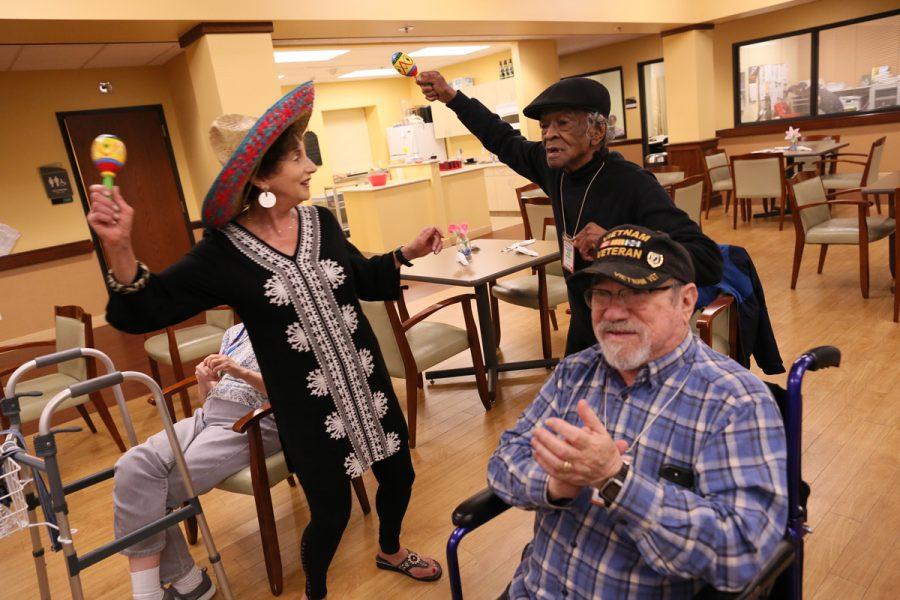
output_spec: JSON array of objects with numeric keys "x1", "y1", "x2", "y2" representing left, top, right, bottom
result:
[{"x1": 446, "y1": 91, "x2": 724, "y2": 355}]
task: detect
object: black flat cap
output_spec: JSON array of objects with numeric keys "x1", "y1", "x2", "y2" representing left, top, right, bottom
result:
[{"x1": 523, "y1": 77, "x2": 611, "y2": 120}]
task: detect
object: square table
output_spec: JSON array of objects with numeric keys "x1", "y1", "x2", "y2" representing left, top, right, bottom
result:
[
  {"x1": 862, "y1": 172, "x2": 900, "y2": 322},
  {"x1": 401, "y1": 239, "x2": 562, "y2": 400}
]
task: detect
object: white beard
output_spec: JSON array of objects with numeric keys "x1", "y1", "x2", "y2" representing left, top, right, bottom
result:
[{"x1": 595, "y1": 320, "x2": 652, "y2": 372}]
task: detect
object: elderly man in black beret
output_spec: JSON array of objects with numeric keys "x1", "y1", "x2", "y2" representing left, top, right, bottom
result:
[{"x1": 417, "y1": 72, "x2": 723, "y2": 355}]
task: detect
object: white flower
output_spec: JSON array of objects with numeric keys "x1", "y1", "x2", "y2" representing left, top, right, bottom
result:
[
  {"x1": 384, "y1": 431, "x2": 401, "y2": 455},
  {"x1": 320, "y1": 259, "x2": 346, "y2": 289},
  {"x1": 372, "y1": 391, "x2": 389, "y2": 418},
  {"x1": 263, "y1": 275, "x2": 291, "y2": 306},
  {"x1": 341, "y1": 304, "x2": 359, "y2": 334},
  {"x1": 306, "y1": 369, "x2": 329, "y2": 397},
  {"x1": 358, "y1": 348, "x2": 375, "y2": 377},
  {"x1": 324, "y1": 411, "x2": 346, "y2": 440},
  {"x1": 784, "y1": 126, "x2": 801, "y2": 142},
  {"x1": 344, "y1": 453, "x2": 364, "y2": 478},
  {"x1": 286, "y1": 322, "x2": 311, "y2": 353}
]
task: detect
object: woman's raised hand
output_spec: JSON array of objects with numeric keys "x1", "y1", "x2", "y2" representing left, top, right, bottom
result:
[{"x1": 87, "y1": 184, "x2": 134, "y2": 249}]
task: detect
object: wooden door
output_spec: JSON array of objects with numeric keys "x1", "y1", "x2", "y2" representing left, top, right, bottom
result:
[{"x1": 59, "y1": 106, "x2": 193, "y2": 274}]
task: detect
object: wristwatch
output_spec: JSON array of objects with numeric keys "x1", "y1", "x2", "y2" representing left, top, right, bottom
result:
[
  {"x1": 591, "y1": 462, "x2": 630, "y2": 508},
  {"x1": 394, "y1": 246, "x2": 413, "y2": 267}
]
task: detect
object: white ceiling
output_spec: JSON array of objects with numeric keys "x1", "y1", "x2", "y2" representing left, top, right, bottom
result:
[
  {"x1": 0, "y1": 34, "x2": 643, "y2": 81},
  {"x1": 0, "y1": 42, "x2": 182, "y2": 71}
]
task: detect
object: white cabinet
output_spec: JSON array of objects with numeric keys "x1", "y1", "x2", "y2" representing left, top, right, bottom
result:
[
  {"x1": 430, "y1": 79, "x2": 517, "y2": 139},
  {"x1": 483, "y1": 165, "x2": 531, "y2": 212}
]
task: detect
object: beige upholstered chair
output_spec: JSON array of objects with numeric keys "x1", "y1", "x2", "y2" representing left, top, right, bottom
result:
[
  {"x1": 691, "y1": 295, "x2": 738, "y2": 360},
  {"x1": 165, "y1": 377, "x2": 370, "y2": 596},
  {"x1": 0, "y1": 305, "x2": 126, "y2": 452},
  {"x1": 489, "y1": 184, "x2": 569, "y2": 361},
  {"x1": 704, "y1": 151, "x2": 733, "y2": 216},
  {"x1": 359, "y1": 292, "x2": 488, "y2": 448},
  {"x1": 648, "y1": 165, "x2": 685, "y2": 187},
  {"x1": 731, "y1": 153, "x2": 788, "y2": 230},
  {"x1": 670, "y1": 175, "x2": 705, "y2": 230},
  {"x1": 818, "y1": 136, "x2": 888, "y2": 213},
  {"x1": 144, "y1": 306, "x2": 235, "y2": 420},
  {"x1": 788, "y1": 172, "x2": 896, "y2": 298}
]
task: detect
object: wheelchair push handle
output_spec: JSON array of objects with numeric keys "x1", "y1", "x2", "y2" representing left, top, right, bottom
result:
[
  {"x1": 33, "y1": 348, "x2": 86, "y2": 368},
  {"x1": 804, "y1": 346, "x2": 841, "y2": 371}
]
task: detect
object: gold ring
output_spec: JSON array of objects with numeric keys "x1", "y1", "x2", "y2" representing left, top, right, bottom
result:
[{"x1": 562, "y1": 461, "x2": 573, "y2": 473}]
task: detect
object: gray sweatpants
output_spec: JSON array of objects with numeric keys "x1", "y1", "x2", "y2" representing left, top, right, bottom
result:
[{"x1": 113, "y1": 398, "x2": 281, "y2": 583}]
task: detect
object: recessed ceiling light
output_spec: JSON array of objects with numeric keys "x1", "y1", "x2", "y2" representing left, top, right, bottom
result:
[
  {"x1": 277, "y1": 74, "x2": 286, "y2": 79},
  {"x1": 274, "y1": 50, "x2": 349, "y2": 63},
  {"x1": 409, "y1": 45, "x2": 490, "y2": 57},
  {"x1": 339, "y1": 68, "x2": 398, "y2": 79}
]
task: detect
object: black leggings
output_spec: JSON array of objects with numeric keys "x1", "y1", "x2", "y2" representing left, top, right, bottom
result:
[{"x1": 295, "y1": 445, "x2": 415, "y2": 600}]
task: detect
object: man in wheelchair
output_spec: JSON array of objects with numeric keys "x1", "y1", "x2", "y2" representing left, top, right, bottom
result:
[{"x1": 487, "y1": 226, "x2": 787, "y2": 599}]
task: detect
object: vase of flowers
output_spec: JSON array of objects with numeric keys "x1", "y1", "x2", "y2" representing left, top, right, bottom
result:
[
  {"x1": 785, "y1": 126, "x2": 801, "y2": 151},
  {"x1": 448, "y1": 222, "x2": 472, "y2": 258}
]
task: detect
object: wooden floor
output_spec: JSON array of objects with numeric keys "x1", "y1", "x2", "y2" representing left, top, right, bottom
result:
[{"x1": 1, "y1": 204, "x2": 898, "y2": 599}]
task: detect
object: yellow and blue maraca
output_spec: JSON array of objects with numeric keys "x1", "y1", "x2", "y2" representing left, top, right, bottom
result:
[
  {"x1": 391, "y1": 51, "x2": 418, "y2": 77},
  {"x1": 91, "y1": 134, "x2": 127, "y2": 189}
]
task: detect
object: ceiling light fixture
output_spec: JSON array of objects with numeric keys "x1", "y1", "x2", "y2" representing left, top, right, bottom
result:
[
  {"x1": 274, "y1": 49, "x2": 349, "y2": 63},
  {"x1": 339, "y1": 68, "x2": 399, "y2": 79},
  {"x1": 409, "y1": 45, "x2": 490, "y2": 57}
]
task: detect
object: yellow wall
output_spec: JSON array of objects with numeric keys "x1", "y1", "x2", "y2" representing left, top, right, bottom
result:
[
  {"x1": 559, "y1": 35, "x2": 664, "y2": 141},
  {"x1": 0, "y1": 65, "x2": 199, "y2": 253}
]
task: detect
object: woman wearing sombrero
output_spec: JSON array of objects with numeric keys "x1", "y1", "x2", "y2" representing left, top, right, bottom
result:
[{"x1": 88, "y1": 82, "x2": 443, "y2": 600}]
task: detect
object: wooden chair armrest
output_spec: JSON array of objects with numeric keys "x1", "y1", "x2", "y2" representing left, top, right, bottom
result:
[
  {"x1": 401, "y1": 293, "x2": 477, "y2": 332},
  {"x1": 159, "y1": 375, "x2": 198, "y2": 400},
  {"x1": 0, "y1": 340, "x2": 56, "y2": 354},
  {"x1": 707, "y1": 164, "x2": 732, "y2": 175},
  {"x1": 814, "y1": 158, "x2": 867, "y2": 167},
  {"x1": 826, "y1": 187, "x2": 863, "y2": 197},
  {"x1": 695, "y1": 294, "x2": 734, "y2": 350},
  {"x1": 397, "y1": 285, "x2": 411, "y2": 322},
  {"x1": 797, "y1": 199, "x2": 872, "y2": 210},
  {"x1": 233, "y1": 402, "x2": 274, "y2": 433},
  {"x1": 832, "y1": 152, "x2": 868, "y2": 157}
]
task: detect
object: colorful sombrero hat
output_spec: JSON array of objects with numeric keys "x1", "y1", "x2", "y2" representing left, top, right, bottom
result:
[{"x1": 202, "y1": 81, "x2": 314, "y2": 228}]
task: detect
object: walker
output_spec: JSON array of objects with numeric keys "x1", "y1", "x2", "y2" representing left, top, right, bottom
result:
[{"x1": 0, "y1": 347, "x2": 234, "y2": 599}]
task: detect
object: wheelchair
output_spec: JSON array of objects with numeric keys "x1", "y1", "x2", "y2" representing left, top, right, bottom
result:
[{"x1": 446, "y1": 346, "x2": 840, "y2": 600}]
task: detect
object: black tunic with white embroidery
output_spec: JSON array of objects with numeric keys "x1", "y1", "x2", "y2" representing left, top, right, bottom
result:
[{"x1": 106, "y1": 205, "x2": 407, "y2": 479}]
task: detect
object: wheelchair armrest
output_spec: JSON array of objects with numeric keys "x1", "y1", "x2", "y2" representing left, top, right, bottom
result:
[
  {"x1": 451, "y1": 487, "x2": 512, "y2": 530},
  {"x1": 693, "y1": 539, "x2": 795, "y2": 600}
]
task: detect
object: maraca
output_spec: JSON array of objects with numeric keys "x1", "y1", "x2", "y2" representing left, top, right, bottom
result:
[
  {"x1": 91, "y1": 134, "x2": 127, "y2": 189},
  {"x1": 391, "y1": 51, "x2": 418, "y2": 77}
]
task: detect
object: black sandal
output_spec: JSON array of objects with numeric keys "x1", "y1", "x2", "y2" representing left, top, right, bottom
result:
[{"x1": 375, "y1": 550, "x2": 442, "y2": 582}]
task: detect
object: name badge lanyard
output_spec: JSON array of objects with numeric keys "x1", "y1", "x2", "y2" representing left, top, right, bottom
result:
[
  {"x1": 223, "y1": 325, "x2": 247, "y2": 357},
  {"x1": 559, "y1": 162, "x2": 605, "y2": 272}
]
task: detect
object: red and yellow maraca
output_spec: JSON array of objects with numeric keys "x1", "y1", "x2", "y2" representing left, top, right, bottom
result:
[
  {"x1": 91, "y1": 134, "x2": 127, "y2": 189},
  {"x1": 391, "y1": 51, "x2": 418, "y2": 77}
]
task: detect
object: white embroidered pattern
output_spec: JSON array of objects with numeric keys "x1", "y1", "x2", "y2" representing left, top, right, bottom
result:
[
  {"x1": 263, "y1": 274, "x2": 291, "y2": 306},
  {"x1": 372, "y1": 391, "x2": 389, "y2": 418},
  {"x1": 324, "y1": 411, "x2": 346, "y2": 440},
  {"x1": 320, "y1": 259, "x2": 346, "y2": 289},
  {"x1": 344, "y1": 453, "x2": 364, "y2": 478},
  {"x1": 306, "y1": 368, "x2": 329, "y2": 397},
  {"x1": 223, "y1": 207, "x2": 396, "y2": 478},
  {"x1": 358, "y1": 348, "x2": 375, "y2": 377},
  {"x1": 286, "y1": 322, "x2": 311, "y2": 353},
  {"x1": 341, "y1": 304, "x2": 359, "y2": 334},
  {"x1": 385, "y1": 431, "x2": 401, "y2": 455}
]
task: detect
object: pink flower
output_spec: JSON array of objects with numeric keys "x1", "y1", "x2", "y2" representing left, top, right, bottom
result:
[
  {"x1": 784, "y1": 126, "x2": 801, "y2": 142},
  {"x1": 459, "y1": 222, "x2": 469, "y2": 235},
  {"x1": 448, "y1": 223, "x2": 459, "y2": 234}
]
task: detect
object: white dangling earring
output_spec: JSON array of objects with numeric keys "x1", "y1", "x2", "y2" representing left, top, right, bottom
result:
[{"x1": 258, "y1": 186, "x2": 276, "y2": 208}]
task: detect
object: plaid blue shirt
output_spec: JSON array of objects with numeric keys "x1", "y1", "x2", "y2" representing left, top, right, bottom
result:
[{"x1": 487, "y1": 333, "x2": 787, "y2": 599}]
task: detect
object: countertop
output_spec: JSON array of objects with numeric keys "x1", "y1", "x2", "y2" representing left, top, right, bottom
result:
[
  {"x1": 338, "y1": 177, "x2": 430, "y2": 193},
  {"x1": 439, "y1": 163, "x2": 508, "y2": 177}
]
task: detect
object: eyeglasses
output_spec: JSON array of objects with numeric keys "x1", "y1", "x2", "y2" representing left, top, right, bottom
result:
[{"x1": 583, "y1": 285, "x2": 675, "y2": 309}]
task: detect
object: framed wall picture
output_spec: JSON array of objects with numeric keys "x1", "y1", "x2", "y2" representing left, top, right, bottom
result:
[{"x1": 564, "y1": 66, "x2": 627, "y2": 139}]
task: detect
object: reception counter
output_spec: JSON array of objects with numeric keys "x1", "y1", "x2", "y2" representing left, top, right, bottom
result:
[{"x1": 341, "y1": 162, "x2": 493, "y2": 254}]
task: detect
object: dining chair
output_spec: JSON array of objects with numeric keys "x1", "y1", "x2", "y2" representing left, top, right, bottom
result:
[
  {"x1": 0, "y1": 305, "x2": 126, "y2": 452},
  {"x1": 359, "y1": 291, "x2": 488, "y2": 448},
  {"x1": 730, "y1": 153, "x2": 789, "y2": 230},
  {"x1": 648, "y1": 165, "x2": 685, "y2": 187},
  {"x1": 669, "y1": 175, "x2": 705, "y2": 230},
  {"x1": 489, "y1": 183, "x2": 569, "y2": 361},
  {"x1": 818, "y1": 136, "x2": 887, "y2": 213},
  {"x1": 704, "y1": 151, "x2": 733, "y2": 217},
  {"x1": 788, "y1": 172, "x2": 896, "y2": 298},
  {"x1": 167, "y1": 376, "x2": 371, "y2": 596},
  {"x1": 144, "y1": 306, "x2": 235, "y2": 420}
]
